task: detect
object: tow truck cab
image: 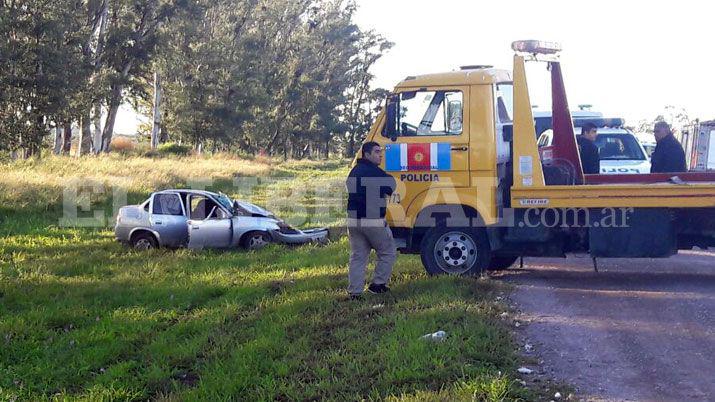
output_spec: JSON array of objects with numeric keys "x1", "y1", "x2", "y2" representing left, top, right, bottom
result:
[{"x1": 360, "y1": 40, "x2": 715, "y2": 276}]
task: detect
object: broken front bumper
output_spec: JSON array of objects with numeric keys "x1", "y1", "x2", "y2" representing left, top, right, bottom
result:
[{"x1": 270, "y1": 227, "x2": 329, "y2": 244}]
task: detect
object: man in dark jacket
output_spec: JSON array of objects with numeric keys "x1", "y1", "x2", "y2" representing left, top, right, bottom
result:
[
  {"x1": 345, "y1": 141, "x2": 397, "y2": 299},
  {"x1": 650, "y1": 121, "x2": 687, "y2": 173},
  {"x1": 577, "y1": 122, "x2": 600, "y2": 174}
]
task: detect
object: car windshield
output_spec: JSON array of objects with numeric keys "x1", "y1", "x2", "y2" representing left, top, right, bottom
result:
[
  {"x1": 595, "y1": 133, "x2": 646, "y2": 161},
  {"x1": 216, "y1": 193, "x2": 234, "y2": 212}
]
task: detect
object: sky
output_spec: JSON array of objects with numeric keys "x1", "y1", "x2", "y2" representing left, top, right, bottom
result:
[
  {"x1": 116, "y1": 0, "x2": 714, "y2": 134},
  {"x1": 353, "y1": 0, "x2": 715, "y2": 126}
]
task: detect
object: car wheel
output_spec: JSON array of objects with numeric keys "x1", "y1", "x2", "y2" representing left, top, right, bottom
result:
[
  {"x1": 131, "y1": 232, "x2": 158, "y2": 250},
  {"x1": 486, "y1": 255, "x2": 519, "y2": 271},
  {"x1": 242, "y1": 231, "x2": 270, "y2": 250},
  {"x1": 420, "y1": 226, "x2": 491, "y2": 276}
]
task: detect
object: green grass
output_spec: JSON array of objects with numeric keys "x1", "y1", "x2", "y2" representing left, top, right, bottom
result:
[{"x1": 0, "y1": 155, "x2": 538, "y2": 401}]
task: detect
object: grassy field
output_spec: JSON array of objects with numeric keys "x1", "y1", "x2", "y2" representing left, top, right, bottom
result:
[{"x1": 0, "y1": 155, "x2": 543, "y2": 401}]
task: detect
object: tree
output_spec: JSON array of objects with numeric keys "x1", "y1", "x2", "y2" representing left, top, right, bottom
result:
[
  {"x1": 0, "y1": 0, "x2": 90, "y2": 157},
  {"x1": 97, "y1": 0, "x2": 185, "y2": 153},
  {"x1": 0, "y1": 0, "x2": 390, "y2": 158},
  {"x1": 340, "y1": 29, "x2": 392, "y2": 157}
]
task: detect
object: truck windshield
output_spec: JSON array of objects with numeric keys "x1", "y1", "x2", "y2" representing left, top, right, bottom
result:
[{"x1": 595, "y1": 134, "x2": 646, "y2": 161}]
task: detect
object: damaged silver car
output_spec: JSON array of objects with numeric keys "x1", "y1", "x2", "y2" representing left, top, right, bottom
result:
[{"x1": 115, "y1": 189, "x2": 328, "y2": 250}]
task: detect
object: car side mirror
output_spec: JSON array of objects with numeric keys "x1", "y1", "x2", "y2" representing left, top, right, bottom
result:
[{"x1": 384, "y1": 94, "x2": 399, "y2": 140}]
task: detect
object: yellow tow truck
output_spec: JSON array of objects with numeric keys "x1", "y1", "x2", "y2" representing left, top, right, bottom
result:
[{"x1": 360, "y1": 40, "x2": 715, "y2": 275}]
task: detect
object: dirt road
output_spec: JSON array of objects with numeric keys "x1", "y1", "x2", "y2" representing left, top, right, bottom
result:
[{"x1": 495, "y1": 250, "x2": 715, "y2": 401}]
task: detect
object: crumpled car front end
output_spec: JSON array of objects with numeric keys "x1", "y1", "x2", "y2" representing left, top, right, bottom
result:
[
  {"x1": 269, "y1": 222, "x2": 329, "y2": 245},
  {"x1": 233, "y1": 200, "x2": 329, "y2": 246}
]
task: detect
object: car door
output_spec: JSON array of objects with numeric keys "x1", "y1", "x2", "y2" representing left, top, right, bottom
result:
[
  {"x1": 187, "y1": 195, "x2": 232, "y2": 249},
  {"x1": 149, "y1": 192, "x2": 188, "y2": 247}
]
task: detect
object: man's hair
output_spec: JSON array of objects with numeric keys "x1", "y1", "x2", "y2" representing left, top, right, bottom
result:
[
  {"x1": 581, "y1": 122, "x2": 597, "y2": 135},
  {"x1": 362, "y1": 141, "x2": 380, "y2": 155},
  {"x1": 654, "y1": 121, "x2": 671, "y2": 134}
]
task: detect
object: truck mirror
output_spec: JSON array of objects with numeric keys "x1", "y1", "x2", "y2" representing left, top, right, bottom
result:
[
  {"x1": 447, "y1": 100, "x2": 462, "y2": 133},
  {"x1": 384, "y1": 94, "x2": 399, "y2": 139},
  {"x1": 502, "y1": 125, "x2": 513, "y2": 142}
]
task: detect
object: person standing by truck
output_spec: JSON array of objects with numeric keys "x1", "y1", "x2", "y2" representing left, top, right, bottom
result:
[
  {"x1": 577, "y1": 122, "x2": 600, "y2": 174},
  {"x1": 650, "y1": 121, "x2": 687, "y2": 173},
  {"x1": 345, "y1": 142, "x2": 397, "y2": 299}
]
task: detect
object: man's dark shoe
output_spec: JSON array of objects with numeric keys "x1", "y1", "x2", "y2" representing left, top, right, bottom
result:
[
  {"x1": 348, "y1": 293, "x2": 363, "y2": 301},
  {"x1": 367, "y1": 283, "x2": 390, "y2": 294}
]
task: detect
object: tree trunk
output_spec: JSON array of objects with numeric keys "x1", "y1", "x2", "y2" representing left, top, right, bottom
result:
[
  {"x1": 62, "y1": 123, "x2": 72, "y2": 155},
  {"x1": 346, "y1": 131, "x2": 355, "y2": 158},
  {"x1": 100, "y1": 60, "x2": 133, "y2": 153},
  {"x1": 79, "y1": 112, "x2": 93, "y2": 156},
  {"x1": 100, "y1": 84, "x2": 122, "y2": 152},
  {"x1": 150, "y1": 70, "x2": 162, "y2": 150},
  {"x1": 92, "y1": 103, "x2": 102, "y2": 154},
  {"x1": 283, "y1": 137, "x2": 288, "y2": 161},
  {"x1": 90, "y1": 0, "x2": 109, "y2": 154},
  {"x1": 159, "y1": 127, "x2": 169, "y2": 143},
  {"x1": 53, "y1": 126, "x2": 63, "y2": 155},
  {"x1": 266, "y1": 115, "x2": 285, "y2": 154}
]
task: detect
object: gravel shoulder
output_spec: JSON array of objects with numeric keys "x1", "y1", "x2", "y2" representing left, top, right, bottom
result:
[{"x1": 494, "y1": 251, "x2": 715, "y2": 401}]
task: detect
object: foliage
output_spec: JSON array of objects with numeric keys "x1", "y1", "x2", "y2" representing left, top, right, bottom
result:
[
  {"x1": 157, "y1": 142, "x2": 190, "y2": 156},
  {"x1": 0, "y1": 0, "x2": 391, "y2": 158},
  {"x1": 109, "y1": 137, "x2": 136, "y2": 153},
  {"x1": 0, "y1": 0, "x2": 90, "y2": 155},
  {"x1": 629, "y1": 105, "x2": 695, "y2": 135}
]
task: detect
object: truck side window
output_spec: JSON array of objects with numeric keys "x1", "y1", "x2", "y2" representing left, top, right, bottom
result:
[
  {"x1": 495, "y1": 83, "x2": 514, "y2": 123},
  {"x1": 384, "y1": 90, "x2": 463, "y2": 137}
]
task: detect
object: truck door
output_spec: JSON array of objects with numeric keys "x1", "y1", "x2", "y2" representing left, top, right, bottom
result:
[
  {"x1": 149, "y1": 192, "x2": 188, "y2": 247},
  {"x1": 380, "y1": 87, "x2": 470, "y2": 223}
]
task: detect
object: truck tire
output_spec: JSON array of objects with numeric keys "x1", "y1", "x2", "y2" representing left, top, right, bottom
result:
[
  {"x1": 420, "y1": 226, "x2": 491, "y2": 276},
  {"x1": 131, "y1": 232, "x2": 158, "y2": 250},
  {"x1": 487, "y1": 255, "x2": 519, "y2": 271}
]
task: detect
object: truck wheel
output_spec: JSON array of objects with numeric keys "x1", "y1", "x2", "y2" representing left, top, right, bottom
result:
[
  {"x1": 487, "y1": 255, "x2": 519, "y2": 271},
  {"x1": 420, "y1": 226, "x2": 491, "y2": 276},
  {"x1": 242, "y1": 231, "x2": 270, "y2": 250},
  {"x1": 131, "y1": 232, "x2": 158, "y2": 250}
]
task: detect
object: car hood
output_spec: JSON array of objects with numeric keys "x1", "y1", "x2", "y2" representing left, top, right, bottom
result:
[
  {"x1": 600, "y1": 159, "x2": 651, "y2": 174},
  {"x1": 233, "y1": 200, "x2": 274, "y2": 218}
]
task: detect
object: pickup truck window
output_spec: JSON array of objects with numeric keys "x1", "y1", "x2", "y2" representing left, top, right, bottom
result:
[
  {"x1": 153, "y1": 194, "x2": 183, "y2": 216},
  {"x1": 386, "y1": 90, "x2": 462, "y2": 136}
]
